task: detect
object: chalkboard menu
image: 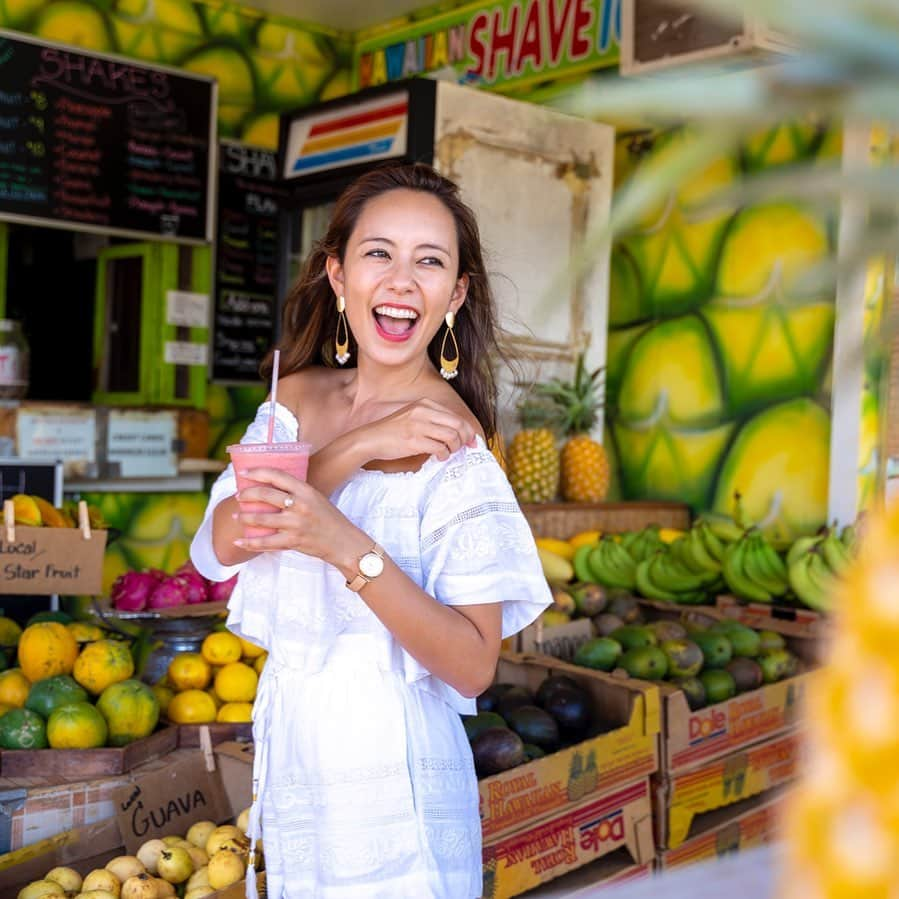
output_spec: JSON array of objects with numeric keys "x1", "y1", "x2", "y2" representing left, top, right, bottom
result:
[
  {"x1": 212, "y1": 142, "x2": 285, "y2": 381},
  {"x1": 0, "y1": 30, "x2": 216, "y2": 243}
]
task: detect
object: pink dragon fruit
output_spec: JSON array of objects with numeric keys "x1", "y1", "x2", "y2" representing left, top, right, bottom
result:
[
  {"x1": 110, "y1": 571, "x2": 160, "y2": 612},
  {"x1": 180, "y1": 570, "x2": 210, "y2": 604},
  {"x1": 147, "y1": 575, "x2": 193, "y2": 609},
  {"x1": 207, "y1": 574, "x2": 238, "y2": 603}
]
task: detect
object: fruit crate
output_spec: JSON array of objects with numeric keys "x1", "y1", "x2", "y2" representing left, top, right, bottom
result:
[
  {"x1": 653, "y1": 731, "x2": 800, "y2": 850},
  {"x1": 519, "y1": 849, "x2": 652, "y2": 896},
  {"x1": 480, "y1": 654, "x2": 660, "y2": 844},
  {"x1": 656, "y1": 785, "x2": 790, "y2": 870},
  {"x1": 482, "y1": 778, "x2": 654, "y2": 899},
  {"x1": 715, "y1": 594, "x2": 829, "y2": 639},
  {"x1": 176, "y1": 722, "x2": 253, "y2": 748},
  {"x1": 0, "y1": 725, "x2": 178, "y2": 778},
  {"x1": 522, "y1": 501, "x2": 691, "y2": 540}
]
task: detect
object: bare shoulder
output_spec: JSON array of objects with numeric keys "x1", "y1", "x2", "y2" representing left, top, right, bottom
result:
[
  {"x1": 275, "y1": 367, "x2": 348, "y2": 444},
  {"x1": 429, "y1": 381, "x2": 485, "y2": 440}
]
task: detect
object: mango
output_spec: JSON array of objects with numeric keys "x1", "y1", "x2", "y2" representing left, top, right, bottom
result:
[
  {"x1": 11, "y1": 494, "x2": 41, "y2": 526},
  {"x1": 32, "y1": 497, "x2": 71, "y2": 528}
]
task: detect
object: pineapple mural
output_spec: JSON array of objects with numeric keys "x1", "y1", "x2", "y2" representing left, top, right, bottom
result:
[{"x1": 604, "y1": 121, "x2": 846, "y2": 536}]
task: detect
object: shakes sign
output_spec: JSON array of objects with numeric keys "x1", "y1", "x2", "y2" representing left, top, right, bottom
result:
[{"x1": 355, "y1": 0, "x2": 620, "y2": 93}]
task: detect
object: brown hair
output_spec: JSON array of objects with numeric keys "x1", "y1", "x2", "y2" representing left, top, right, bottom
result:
[{"x1": 262, "y1": 162, "x2": 504, "y2": 440}]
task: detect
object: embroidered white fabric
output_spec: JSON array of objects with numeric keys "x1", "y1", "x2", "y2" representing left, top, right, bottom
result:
[{"x1": 190, "y1": 402, "x2": 552, "y2": 898}]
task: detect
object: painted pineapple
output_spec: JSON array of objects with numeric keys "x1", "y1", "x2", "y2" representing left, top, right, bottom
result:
[
  {"x1": 539, "y1": 353, "x2": 610, "y2": 503},
  {"x1": 506, "y1": 397, "x2": 560, "y2": 503},
  {"x1": 782, "y1": 506, "x2": 899, "y2": 898}
]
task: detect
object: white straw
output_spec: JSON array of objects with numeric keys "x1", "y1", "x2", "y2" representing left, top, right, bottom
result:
[{"x1": 267, "y1": 349, "x2": 280, "y2": 443}]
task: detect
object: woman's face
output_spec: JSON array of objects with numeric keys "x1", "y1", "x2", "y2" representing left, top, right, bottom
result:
[{"x1": 327, "y1": 188, "x2": 468, "y2": 371}]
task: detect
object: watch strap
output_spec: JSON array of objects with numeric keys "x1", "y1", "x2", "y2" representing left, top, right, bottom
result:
[{"x1": 345, "y1": 542, "x2": 385, "y2": 592}]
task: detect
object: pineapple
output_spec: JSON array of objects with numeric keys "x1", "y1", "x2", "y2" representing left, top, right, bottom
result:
[
  {"x1": 506, "y1": 397, "x2": 560, "y2": 503},
  {"x1": 539, "y1": 353, "x2": 610, "y2": 503}
]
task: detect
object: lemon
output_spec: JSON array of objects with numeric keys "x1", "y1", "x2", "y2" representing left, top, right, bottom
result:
[
  {"x1": 167, "y1": 689, "x2": 217, "y2": 724},
  {"x1": 237, "y1": 636, "x2": 265, "y2": 660},
  {"x1": 201, "y1": 632, "x2": 242, "y2": 666},
  {"x1": 0, "y1": 668, "x2": 31, "y2": 707},
  {"x1": 168, "y1": 653, "x2": 212, "y2": 691},
  {"x1": 254, "y1": 653, "x2": 267, "y2": 675},
  {"x1": 0, "y1": 616, "x2": 22, "y2": 646},
  {"x1": 217, "y1": 702, "x2": 253, "y2": 723},
  {"x1": 151, "y1": 684, "x2": 175, "y2": 716},
  {"x1": 214, "y1": 662, "x2": 258, "y2": 703}
]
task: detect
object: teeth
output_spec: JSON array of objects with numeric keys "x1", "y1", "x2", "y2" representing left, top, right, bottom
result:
[{"x1": 374, "y1": 305, "x2": 419, "y2": 320}]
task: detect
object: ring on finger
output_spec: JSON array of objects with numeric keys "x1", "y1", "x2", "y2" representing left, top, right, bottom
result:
[{"x1": 283, "y1": 494, "x2": 295, "y2": 509}]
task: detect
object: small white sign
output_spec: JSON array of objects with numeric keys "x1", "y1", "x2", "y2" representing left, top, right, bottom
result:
[
  {"x1": 166, "y1": 291, "x2": 210, "y2": 328},
  {"x1": 164, "y1": 341, "x2": 208, "y2": 366},
  {"x1": 107, "y1": 410, "x2": 177, "y2": 477},
  {"x1": 17, "y1": 410, "x2": 97, "y2": 463}
]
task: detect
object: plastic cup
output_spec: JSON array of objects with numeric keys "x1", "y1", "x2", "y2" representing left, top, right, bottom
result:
[{"x1": 227, "y1": 442, "x2": 311, "y2": 538}]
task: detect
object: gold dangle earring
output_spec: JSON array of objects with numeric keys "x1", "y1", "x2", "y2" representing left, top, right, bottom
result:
[
  {"x1": 439, "y1": 310, "x2": 460, "y2": 380},
  {"x1": 335, "y1": 295, "x2": 351, "y2": 365}
]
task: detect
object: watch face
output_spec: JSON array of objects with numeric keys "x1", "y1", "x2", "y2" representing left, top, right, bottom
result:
[{"x1": 359, "y1": 552, "x2": 384, "y2": 579}]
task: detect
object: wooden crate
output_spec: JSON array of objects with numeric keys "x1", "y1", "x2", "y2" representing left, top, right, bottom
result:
[
  {"x1": 177, "y1": 722, "x2": 252, "y2": 748},
  {"x1": 0, "y1": 726, "x2": 177, "y2": 777},
  {"x1": 522, "y1": 501, "x2": 691, "y2": 539}
]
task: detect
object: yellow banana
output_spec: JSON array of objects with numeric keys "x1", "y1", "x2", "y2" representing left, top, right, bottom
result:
[
  {"x1": 536, "y1": 537, "x2": 576, "y2": 561},
  {"x1": 537, "y1": 546, "x2": 575, "y2": 582},
  {"x1": 569, "y1": 530, "x2": 603, "y2": 550}
]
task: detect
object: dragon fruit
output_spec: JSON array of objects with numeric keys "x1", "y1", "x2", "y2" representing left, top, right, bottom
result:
[
  {"x1": 147, "y1": 574, "x2": 193, "y2": 609},
  {"x1": 180, "y1": 570, "x2": 210, "y2": 604},
  {"x1": 110, "y1": 571, "x2": 160, "y2": 612},
  {"x1": 208, "y1": 574, "x2": 238, "y2": 603}
]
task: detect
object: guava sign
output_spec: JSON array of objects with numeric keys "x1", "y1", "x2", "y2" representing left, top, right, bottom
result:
[{"x1": 356, "y1": 0, "x2": 620, "y2": 93}]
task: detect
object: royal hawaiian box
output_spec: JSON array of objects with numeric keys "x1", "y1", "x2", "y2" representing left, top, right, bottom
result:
[
  {"x1": 653, "y1": 731, "x2": 800, "y2": 850},
  {"x1": 656, "y1": 786, "x2": 790, "y2": 870},
  {"x1": 481, "y1": 654, "x2": 659, "y2": 844},
  {"x1": 482, "y1": 778, "x2": 654, "y2": 899}
]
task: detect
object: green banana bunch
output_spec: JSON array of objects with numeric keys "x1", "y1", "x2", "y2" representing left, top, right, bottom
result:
[
  {"x1": 820, "y1": 528, "x2": 852, "y2": 576},
  {"x1": 696, "y1": 520, "x2": 726, "y2": 563},
  {"x1": 675, "y1": 527, "x2": 723, "y2": 577},
  {"x1": 587, "y1": 537, "x2": 637, "y2": 590},
  {"x1": 840, "y1": 522, "x2": 858, "y2": 552},
  {"x1": 701, "y1": 513, "x2": 745, "y2": 545},
  {"x1": 635, "y1": 555, "x2": 679, "y2": 602},
  {"x1": 742, "y1": 531, "x2": 790, "y2": 598},
  {"x1": 786, "y1": 534, "x2": 824, "y2": 567},
  {"x1": 634, "y1": 549, "x2": 709, "y2": 604},
  {"x1": 722, "y1": 536, "x2": 774, "y2": 602},
  {"x1": 624, "y1": 526, "x2": 666, "y2": 564},
  {"x1": 788, "y1": 546, "x2": 837, "y2": 612}
]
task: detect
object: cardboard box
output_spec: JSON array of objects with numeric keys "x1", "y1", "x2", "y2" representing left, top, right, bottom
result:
[
  {"x1": 654, "y1": 731, "x2": 800, "y2": 850},
  {"x1": 0, "y1": 746, "x2": 252, "y2": 894},
  {"x1": 481, "y1": 655, "x2": 660, "y2": 843},
  {"x1": 715, "y1": 593, "x2": 828, "y2": 639},
  {"x1": 482, "y1": 778, "x2": 654, "y2": 899},
  {"x1": 520, "y1": 848, "x2": 652, "y2": 895},
  {"x1": 656, "y1": 786, "x2": 790, "y2": 870}
]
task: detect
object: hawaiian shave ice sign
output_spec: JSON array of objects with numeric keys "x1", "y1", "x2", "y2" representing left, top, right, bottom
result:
[{"x1": 355, "y1": 0, "x2": 620, "y2": 92}]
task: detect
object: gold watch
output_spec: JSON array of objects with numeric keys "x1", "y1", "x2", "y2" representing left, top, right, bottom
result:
[{"x1": 345, "y1": 542, "x2": 385, "y2": 592}]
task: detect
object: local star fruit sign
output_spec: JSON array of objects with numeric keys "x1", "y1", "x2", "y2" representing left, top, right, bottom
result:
[{"x1": 355, "y1": 0, "x2": 620, "y2": 92}]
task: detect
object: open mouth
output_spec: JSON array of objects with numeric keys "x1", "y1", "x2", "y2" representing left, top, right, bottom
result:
[{"x1": 373, "y1": 304, "x2": 420, "y2": 342}]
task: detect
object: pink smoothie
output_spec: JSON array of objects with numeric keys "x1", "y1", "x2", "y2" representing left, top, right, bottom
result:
[{"x1": 227, "y1": 441, "x2": 311, "y2": 538}]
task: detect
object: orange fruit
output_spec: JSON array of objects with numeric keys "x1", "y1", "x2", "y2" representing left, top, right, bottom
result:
[
  {"x1": 47, "y1": 700, "x2": 108, "y2": 748},
  {"x1": 151, "y1": 683, "x2": 175, "y2": 716},
  {"x1": 96, "y1": 679, "x2": 160, "y2": 746},
  {"x1": 216, "y1": 702, "x2": 253, "y2": 723},
  {"x1": 73, "y1": 639, "x2": 134, "y2": 695},
  {"x1": 167, "y1": 689, "x2": 217, "y2": 724},
  {"x1": 67, "y1": 621, "x2": 105, "y2": 643},
  {"x1": 237, "y1": 637, "x2": 265, "y2": 660},
  {"x1": 17, "y1": 623, "x2": 78, "y2": 683},
  {"x1": 0, "y1": 668, "x2": 30, "y2": 707},
  {"x1": 0, "y1": 616, "x2": 22, "y2": 646},
  {"x1": 254, "y1": 653, "x2": 267, "y2": 675},
  {"x1": 201, "y1": 632, "x2": 242, "y2": 666},
  {"x1": 214, "y1": 662, "x2": 258, "y2": 703},
  {"x1": 168, "y1": 652, "x2": 212, "y2": 691}
]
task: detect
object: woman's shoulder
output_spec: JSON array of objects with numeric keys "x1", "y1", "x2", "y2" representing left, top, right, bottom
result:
[{"x1": 277, "y1": 366, "x2": 346, "y2": 415}]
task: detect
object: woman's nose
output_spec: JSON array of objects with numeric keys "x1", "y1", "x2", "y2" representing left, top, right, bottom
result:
[{"x1": 386, "y1": 258, "x2": 415, "y2": 292}]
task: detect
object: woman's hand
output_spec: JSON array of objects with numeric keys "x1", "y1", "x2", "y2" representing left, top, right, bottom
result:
[
  {"x1": 357, "y1": 398, "x2": 478, "y2": 463},
  {"x1": 231, "y1": 467, "x2": 362, "y2": 565}
]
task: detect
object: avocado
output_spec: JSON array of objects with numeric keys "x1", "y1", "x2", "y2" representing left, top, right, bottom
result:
[
  {"x1": 620, "y1": 646, "x2": 669, "y2": 680},
  {"x1": 700, "y1": 668, "x2": 737, "y2": 704},
  {"x1": 592, "y1": 612, "x2": 625, "y2": 636},
  {"x1": 550, "y1": 586, "x2": 576, "y2": 615},
  {"x1": 476, "y1": 685, "x2": 509, "y2": 714},
  {"x1": 674, "y1": 676, "x2": 707, "y2": 711},
  {"x1": 496, "y1": 686, "x2": 536, "y2": 718},
  {"x1": 572, "y1": 583, "x2": 607, "y2": 616},
  {"x1": 608, "y1": 595, "x2": 643, "y2": 624},
  {"x1": 471, "y1": 727, "x2": 526, "y2": 777},
  {"x1": 693, "y1": 631, "x2": 733, "y2": 669},
  {"x1": 504, "y1": 705, "x2": 560, "y2": 751},
  {"x1": 573, "y1": 637, "x2": 622, "y2": 672},
  {"x1": 463, "y1": 711, "x2": 507, "y2": 742},
  {"x1": 661, "y1": 639, "x2": 704, "y2": 678},
  {"x1": 543, "y1": 686, "x2": 591, "y2": 740},
  {"x1": 536, "y1": 674, "x2": 581, "y2": 708},
  {"x1": 758, "y1": 649, "x2": 798, "y2": 683},
  {"x1": 726, "y1": 657, "x2": 764, "y2": 693},
  {"x1": 609, "y1": 625, "x2": 657, "y2": 652},
  {"x1": 758, "y1": 630, "x2": 787, "y2": 653},
  {"x1": 711, "y1": 621, "x2": 761, "y2": 658},
  {"x1": 523, "y1": 743, "x2": 546, "y2": 761},
  {"x1": 648, "y1": 620, "x2": 688, "y2": 642}
]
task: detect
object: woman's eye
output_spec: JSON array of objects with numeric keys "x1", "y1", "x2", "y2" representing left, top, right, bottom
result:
[
  {"x1": 420, "y1": 257, "x2": 444, "y2": 267},
  {"x1": 365, "y1": 249, "x2": 389, "y2": 258}
]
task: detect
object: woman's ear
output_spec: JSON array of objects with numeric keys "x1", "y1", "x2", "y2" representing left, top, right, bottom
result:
[
  {"x1": 326, "y1": 256, "x2": 344, "y2": 298},
  {"x1": 450, "y1": 272, "x2": 469, "y2": 313}
]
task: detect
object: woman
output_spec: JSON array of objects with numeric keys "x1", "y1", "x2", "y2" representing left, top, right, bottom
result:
[{"x1": 191, "y1": 163, "x2": 551, "y2": 898}]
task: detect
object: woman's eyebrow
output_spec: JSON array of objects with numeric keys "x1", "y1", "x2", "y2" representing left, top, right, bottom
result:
[{"x1": 359, "y1": 236, "x2": 450, "y2": 255}]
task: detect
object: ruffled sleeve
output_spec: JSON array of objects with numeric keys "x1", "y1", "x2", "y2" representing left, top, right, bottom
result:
[
  {"x1": 189, "y1": 401, "x2": 299, "y2": 582},
  {"x1": 418, "y1": 440, "x2": 552, "y2": 639}
]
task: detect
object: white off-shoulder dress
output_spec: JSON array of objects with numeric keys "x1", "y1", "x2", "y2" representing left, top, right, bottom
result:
[{"x1": 190, "y1": 402, "x2": 551, "y2": 899}]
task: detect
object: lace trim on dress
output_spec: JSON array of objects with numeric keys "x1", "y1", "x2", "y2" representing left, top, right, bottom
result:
[{"x1": 420, "y1": 502, "x2": 522, "y2": 550}]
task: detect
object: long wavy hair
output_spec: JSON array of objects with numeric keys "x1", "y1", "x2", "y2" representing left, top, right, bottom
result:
[{"x1": 262, "y1": 163, "x2": 504, "y2": 440}]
